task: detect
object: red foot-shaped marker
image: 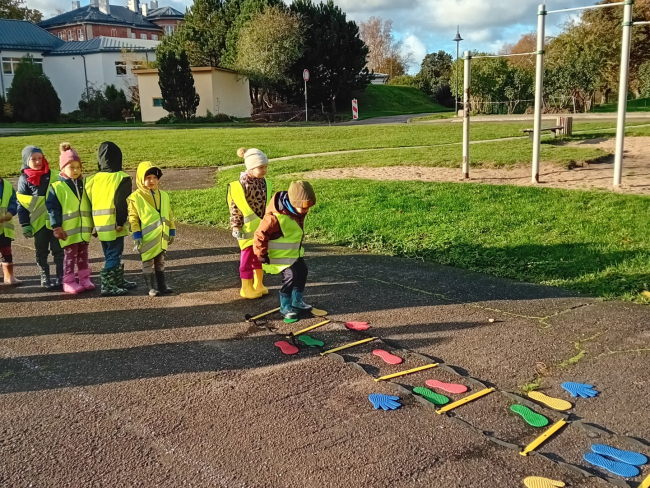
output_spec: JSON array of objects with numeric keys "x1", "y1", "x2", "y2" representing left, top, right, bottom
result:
[
  {"x1": 425, "y1": 379, "x2": 468, "y2": 394},
  {"x1": 275, "y1": 341, "x2": 299, "y2": 355},
  {"x1": 345, "y1": 321, "x2": 370, "y2": 331},
  {"x1": 372, "y1": 349, "x2": 403, "y2": 365}
]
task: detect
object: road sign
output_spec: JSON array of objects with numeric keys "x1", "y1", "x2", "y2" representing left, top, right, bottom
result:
[
  {"x1": 303, "y1": 69, "x2": 310, "y2": 81},
  {"x1": 352, "y1": 99, "x2": 358, "y2": 120},
  {"x1": 303, "y1": 70, "x2": 309, "y2": 122}
]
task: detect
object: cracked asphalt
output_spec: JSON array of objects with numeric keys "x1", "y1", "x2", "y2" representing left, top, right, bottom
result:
[{"x1": 1, "y1": 224, "x2": 648, "y2": 487}]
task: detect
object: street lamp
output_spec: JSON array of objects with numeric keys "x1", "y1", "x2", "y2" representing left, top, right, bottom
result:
[{"x1": 453, "y1": 26, "x2": 463, "y2": 116}]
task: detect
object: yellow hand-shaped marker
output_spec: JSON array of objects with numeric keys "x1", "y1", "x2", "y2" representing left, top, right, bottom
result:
[{"x1": 523, "y1": 476, "x2": 565, "y2": 488}]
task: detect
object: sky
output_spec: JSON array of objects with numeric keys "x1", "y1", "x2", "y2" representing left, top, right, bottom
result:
[{"x1": 32, "y1": 0, "x2": 595, "y2": 72}]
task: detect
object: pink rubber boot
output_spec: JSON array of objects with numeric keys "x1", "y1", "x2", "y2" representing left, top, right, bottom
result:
[
  {"x1": 78, "y1": 268, "x2": 95, "y2": 291},
  {"x1": 62, "y1": 272, "x2": 84, "y2": 294}
]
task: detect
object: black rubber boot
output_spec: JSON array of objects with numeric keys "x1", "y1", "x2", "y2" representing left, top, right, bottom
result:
[
  {"x1": 38, "y1": 265, "x2": 53, "y2": 289},
  {"x1": 53, "y1": 260, "x2": 64, "y2": 288},
  {"x1": 155, "y1": 270, "x2": 173, "y2": 294},
  {"x1": 144, "y1": 273, "x2": 160, "y2": 297}
]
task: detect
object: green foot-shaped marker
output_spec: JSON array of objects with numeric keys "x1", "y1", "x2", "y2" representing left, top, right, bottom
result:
[
  {"x1": 298, "y1": 335, "x2": 324, "y2": 347},
  {"x1": 413, "y1": 387, "x2": 450, "y2": 405},
  {"x1": 510, "y1": 405, "x2": 549, "y2": 427},
  {"x1": 284, "y1": 318, "x2": 298, "y2": 324}
]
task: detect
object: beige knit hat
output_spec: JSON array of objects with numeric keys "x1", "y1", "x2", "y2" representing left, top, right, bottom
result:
[
  {"x1": 288, "y1": 181, "x2": 316, "y2": 209},
  {"x1": 237, "y1": 147, "x2": 269, "y2": 170}
]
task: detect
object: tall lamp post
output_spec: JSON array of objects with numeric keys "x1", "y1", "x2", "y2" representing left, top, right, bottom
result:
[{"x1": 453, "y1": 26, "x2": 463, "y2": 116}]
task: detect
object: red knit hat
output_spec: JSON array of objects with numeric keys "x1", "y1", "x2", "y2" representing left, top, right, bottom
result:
[{"x1": 59, "y1": 142, "x2": 81, "y2": 170}]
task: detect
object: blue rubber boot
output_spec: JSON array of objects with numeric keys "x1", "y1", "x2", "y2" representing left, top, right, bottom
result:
[
  {"x1": 280, "y1": 293, "x2": 297, "y2": 319},
  {"x1": 292, "y1": 290, "x2": 313, "y2": 312}
]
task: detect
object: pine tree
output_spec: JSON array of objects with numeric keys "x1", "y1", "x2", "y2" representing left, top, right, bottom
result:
[
  {"x1": 158, "y1": 50, "x2": 200, "y2": 120},
  {"x1": 7, "y1": 55, "x2": 60, "y2": 122}
]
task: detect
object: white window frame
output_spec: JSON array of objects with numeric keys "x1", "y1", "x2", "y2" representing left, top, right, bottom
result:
[
  {"x1": 140, "y1": 33, "x2": 147, "y2": 40},
  {"x1": 77, "y1": 28, "x2": 85, "y2": 41},
  {"x1": 115, "y1": 61, "x2": 127, "y2": 76},
  {"x1": 2, "y1": 57, "x2": 42, "y2": 75},
  {"x1": 68, "y1": 30, "x2": 74, "y2": 41},
  {"x1": 151, "y1": 34, "x2": 158, "y2": 41},
  {"x1": 164, "y1": 25, "x2": 174, "y2": 35},
  {"x1": 58, "y1": 32, "x2": 66, "y2": 40},
  {"x1": 111, "y1": 28, "x2": 117, "y2": 36}
]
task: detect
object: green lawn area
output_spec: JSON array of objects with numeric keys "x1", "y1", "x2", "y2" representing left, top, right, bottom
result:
[
  {"x1": 593, "y1": 97, "x2": 650, "y2": 113},
  {"x1": 171, "y1": 166, "x2": 650, "y2": 301},
  {"x1": 348, "y1": 84, "x2": 451, "y2": 119}
]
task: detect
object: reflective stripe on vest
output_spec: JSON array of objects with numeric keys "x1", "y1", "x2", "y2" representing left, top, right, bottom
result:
[
  {"x1": 0, "y1": 182, "x2": 15, "y2": 239},
  {"x1": 85, "y1": 172, "x2": 130, "y2": 241},
  {"x1": 262, "y1": 213, "x2": 304, "y2": 275},
  {"x1": 132, "y1": 191, "x2": 171, "y2": 262},
  {"x1": 52, "y1": 181, "x2": 93, "y2": 247},
  {"x1": 227, "y1": 178, "x2": 271, "y2": 250},
  {"x1": 16, "y1": 171, "x2": 57, "y2": 232}
]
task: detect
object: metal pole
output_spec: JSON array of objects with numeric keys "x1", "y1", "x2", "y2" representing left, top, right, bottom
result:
[
  {"x1": 532, "y1": 4, "x2": 546, "y2": 184},
  {"x1": 456, "y1": 39, "x2": 459, "y2": 116},
  {"x1": 613, "y1": 0, "x2": 633, "y2": 186},
  {"x1": 462, "y1": 51, "x2": 471, "y2": 179},
  {"x1": 304, "y1": 79, "x2": 308, "y2": 122}
]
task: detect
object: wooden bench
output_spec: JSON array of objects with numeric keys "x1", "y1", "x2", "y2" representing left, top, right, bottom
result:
[
  {"x1": 523, "y1": 126, "x2": 563, "y2": 140},
  {"x1": 124, "y1": 116, "x2": 135, "y2": 123}
]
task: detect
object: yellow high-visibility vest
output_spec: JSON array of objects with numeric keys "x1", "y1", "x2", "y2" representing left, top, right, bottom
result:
[
  {"x1": 85, "y1": 171, "x2": 130, "y2": 241},
  {"x1": 131, "y1": 191, "x2": 170, "y2": 262},
  {"x1": 226, "y1": 178, "x2": 271, "y2": 250},
  {"x1": 52, "y1": 180, "x2": 93, "y2": 247},
  {"x1": 0, "y1": 181, "x2": 15, "y2": 239},
  {"x1": 16, "y1": 171, "x2": 58, "y2": 232},
  {"x1": 262, "y1": 213, "x2": 304, "y2": 275}
]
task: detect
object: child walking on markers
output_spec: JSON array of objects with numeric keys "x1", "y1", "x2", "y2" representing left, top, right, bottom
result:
[
  {"x1": 84, "y1": 141, "x2": 137, "y2": 296},
  {"x1": 46, "y1": 143, "x2": 95, "y2": 294},
  {"x1": 227, "y1": 148, "x2": 272, "y2": 299},
  {"x1": 254, "y1": 181, "x2": 316, "y2": 319},
  {"x1": 17, "y1": 146, "x2": 64, "y2": 289},
  {"x1": 0, "y1": 174, "x2": 21, "y2": 285},
  {"x1": 127, "y1": 161, "x2": 175, "y2": 296}
]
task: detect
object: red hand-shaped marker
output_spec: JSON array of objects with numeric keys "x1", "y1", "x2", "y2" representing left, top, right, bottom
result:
[
  {"x1": 425, "y1": 379, "x2": 468, "y2": 394},
  {"x1": 275, "y1": 341, "x2": 299, "y2": 355},
  {"x1": 372, "y1": 349, "x2": 403, "y2": 365},
  {"x1": 345, "y1": 321, "x2": 370, "y2": 331}
]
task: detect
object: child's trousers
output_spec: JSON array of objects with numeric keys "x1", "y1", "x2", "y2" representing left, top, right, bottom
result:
[
  {"x1": 0, "y1": 235, "x2": 13, "y2": 263},
  {"x1": 142, "y1": 251, "x2": 165, "y2": 275},
  {"x1": 101, "y1": 236, "x2": 124, "y2": 270},
  {"x1": 280, "y1": 257, "x2": 308, "y2": 295},
  {"x1": 63, "y1": 242, "x2": 90, "y2": 276},
  {"x1": 239, "y1": 246, "x2": 262, "y2": 280},
  {"x1": 34, "y1": 227, "x2": 63, "y2": 271}
]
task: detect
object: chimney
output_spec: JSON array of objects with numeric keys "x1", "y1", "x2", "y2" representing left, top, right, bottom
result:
[
  {"x1": 127, "y1": 0, "x2": 139, "y2": 12},
  {"x1": 141, "y1": 3, "x2": 147, "y2": 15},
  {"x1": 71, "y1": 1, "x2": 80, "y2": 9},
  {"x1": 149, "y1": 1, "x2": 158, "y2": 9},
  {"x1": 98, "y1": 0, "x2": 110, "y2": 14},
  {"x1": 90, "y1": 0, "x2": 98, "y2": 7}
]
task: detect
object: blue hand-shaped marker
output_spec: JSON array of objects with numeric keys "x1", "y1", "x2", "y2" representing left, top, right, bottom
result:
[
  {"x1": 562, "y1": 382, "x2": 598, "y2": 398},
  {"x1": 368, "y1": 394, "x2": 402, "y2": 411}
]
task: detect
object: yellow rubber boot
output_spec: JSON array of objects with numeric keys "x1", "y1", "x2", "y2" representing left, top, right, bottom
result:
[
  {"x1": 253, "y1": 269, "x2": 268, "y2": 295},
  {"x1": 240, "y1": 278, "x2": 262, "y2": 299}
]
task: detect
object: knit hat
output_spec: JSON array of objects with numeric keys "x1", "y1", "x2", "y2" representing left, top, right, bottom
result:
[
  {"x1": 288, "y1": 181, "x2": 316, "y2": 209},
  {"x1": 237, "y1": 147, "x2": 269, "y2": 171},
  {"x1": 59, "y1": 142, "x2": 81, "y2": 170}
]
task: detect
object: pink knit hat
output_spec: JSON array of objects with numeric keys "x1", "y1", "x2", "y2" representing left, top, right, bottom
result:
[{"x1": 59, "y1": 142, "x2": 81, "y2": 170}]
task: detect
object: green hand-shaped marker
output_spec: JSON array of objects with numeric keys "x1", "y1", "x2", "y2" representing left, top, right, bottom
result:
[{"x1": 298, "y1": 335, "x2": 324, "y2": 347}]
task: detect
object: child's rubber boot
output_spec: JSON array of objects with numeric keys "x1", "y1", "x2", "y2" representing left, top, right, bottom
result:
[
  {"x1": 53, "y1": 261, "x2": 64, "y2": 288},
  {"x1": 280, "y1": 293, "x2": 297, "y2": 319},
  {"x1": 38, "y1": 265, "x2": 54, "y2": 290},
  {"x1": 100, "y1": 268, "x2": 128, "y2": 296},
  {"x1": 291, "y1": 289, "x2": 312, "y2": 312},
  {"x1": 2, "y1": 263, "x2": 22, "y2": 286},
  {"x1": 78, "y1": 268, "x2": 95, "y2": 291},
  {"x1": 240, "y1": 279, "x2": 262, "y2": 299},
  {"x1": 155, "y1": 270, "x2": 173, "y2": 294},
  {"x1": 144, "y1": 273, "x2": 160, "y2": 297},
  {"x1": 62, "y1": 272, "x2": 84, "y2": 294},
  {"x1": 118, "y1": 263, "x2": 138, "y2": 290},
  {"x1": 253, "y1": 269, "x2": 268, "y2": 295}
]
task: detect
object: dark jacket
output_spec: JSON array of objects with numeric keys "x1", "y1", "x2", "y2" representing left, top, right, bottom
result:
[
  {"x1": 97, "y1": 141, "x2": 132, "y2": 228},
  {"x1": 253, "y1": 191, "x2": 305, "y2": 259},
  {"x1": 46, "y1": 175, "x2": 84, "y2": 229},
  {"x1": 0, "y1": 179, "x2": 18, "y2": 216},
  {"x1": 17, "y1": 146, "x2": 53, "y2": 227}
]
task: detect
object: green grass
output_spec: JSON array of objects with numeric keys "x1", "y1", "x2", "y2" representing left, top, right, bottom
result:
[
  {"x1": 593, "y1": 97, "x2": 650, "y2": 113},
  {"x1": 349, "y1": 85, "x2": 450, "y2": 119},
  {"x1": 410, "y1": 112, "x2": 458, "y2": 122}
]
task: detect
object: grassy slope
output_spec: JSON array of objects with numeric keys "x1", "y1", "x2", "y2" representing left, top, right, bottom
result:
[
  {"x1": 350, "y1": 85, "x2": 450, "y2": 119},
  {"x1": 593, "y1": 97, "x2": 650, "y2": 113}
]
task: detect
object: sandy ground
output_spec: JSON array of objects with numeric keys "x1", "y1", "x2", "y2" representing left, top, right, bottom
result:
[{"x1": 293, "y1": 137, "x2": 650, "y2": 195}]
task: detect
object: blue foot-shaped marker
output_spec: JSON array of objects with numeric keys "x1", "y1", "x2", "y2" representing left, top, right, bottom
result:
[
  {"x1": 584, "y1": 453, "x2": 640, "y2": 478},
  {"x1": 591, "y1": 444, "x2": 648, "y2": 466},
  {"x1": 562, "y1": 382, "x2": 598, "y2": 398},
  {"x1": 368, "y1": 394, "x2": 402, "y2": 411}
]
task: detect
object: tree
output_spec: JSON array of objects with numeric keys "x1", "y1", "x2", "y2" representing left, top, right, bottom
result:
[
  {"x1": 359, "y1": 17, "x2": 413, "y2": 77},
  {"x1": 0, "y1": 95, "x2": 5, "y2": 122},
  {"x1": 500, "y1": 32, "x2": 537, "y2": 71},
  {"x1": 157, "y1": 50, "x2": 200, "y2": 120},
  {"x1": 417, "y1": 50, "x2": 453, "y2": 104},
  {"x1": 0, "y1": 0, "x2": 42, "y2": 22},
  {"x1": 7, "y1": 55, "x2": 60, "y2": 122},
  {"x1": 235, "y1": 5, "x2": 303, "y2": 108},
  {"x1": 640, "y1": 60, "x2": 650, "y2": 98}
]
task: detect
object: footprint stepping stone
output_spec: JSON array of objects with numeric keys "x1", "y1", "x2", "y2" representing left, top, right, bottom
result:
[
  {"x1": 345, "y1": 321, "x2": 370, "y2": 331},
  {"x1": 298, "y1": 335, "x2": 324, "y2": 348},
  {"x1": 425, "y1": 379, "x2": 468, "y2": 394},
  {"x1": 372, "y1": 349, "x2": 403, "y2": 365},
  {"x1": 523, "y1": 477, "x2": 565, "y2": 488},
  {"x1": 413, "y1": 386, "x2": 450, "y2": 405},
  {"x1": 591, "y1": 444, "x2": 648, "y2": 466},
  {"x1": 528, "y1": 391, "x2": 572, "y2": 411},
  {"x1": 584, "y1": 452, "x2": 640, "y2": 478},
  {"x1": 284, "y1": 318, "x2": 299, "y2": 324},
  {"x1": 275, "y1": 341, "x2": 299, "y2": 355},
  {"x1": 311, "y1": 308, "x2": 328, "y2": 317},
  {"x1": 510, "y1": 405, "x2": 549, "y2": 427}
]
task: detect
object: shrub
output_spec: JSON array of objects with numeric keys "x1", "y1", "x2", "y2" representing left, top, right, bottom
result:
[{"x1": 7, "y1": 55, "x2": 60, "y2": 122}]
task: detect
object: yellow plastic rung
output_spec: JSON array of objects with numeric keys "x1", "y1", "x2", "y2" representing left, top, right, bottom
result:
[
  {"x1": 435, "y1": 387, "x2": 495, "y2": 414},
  {"x1": 520, "y1": 419, "x2": 567, "y2": 456},
  {"x1": 639, "y1": 471, "x2": 650, "y2": 488},
  {"x1": 374, "y1": 363, "x2": 439, "y2": 382},
  {"x1": 320, "y1": 337, "x2": 377, "y2": 356},
  {"x1": 247, "y1": 307, "x2": 280, "y2": 322},
  {"x1": 290, "y1": 320, "x2": 330, "y2": 337}
]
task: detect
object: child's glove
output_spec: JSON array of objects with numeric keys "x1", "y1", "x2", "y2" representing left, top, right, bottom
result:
[
  {"x1": 1, "y1": 212, "x2": 11, "y2": 223},
  {"x1": 133, "y1": 237, "x2": 143, "y2": 251},
  {"x1": 259, "y1": 254, "x2": 270, "y2": 264},
  {"x1": 22, "y1": 225, "x2": 33, "y2": 238},
  {"x1": 232, "y1": 229, "x2": 243, "y2": 239},
  {"x1": 91, "y1": 227, "x2": 98, "y2": 238},
  {"x1": 53, "y1": 227, "x2": 67, "y2": 240}
]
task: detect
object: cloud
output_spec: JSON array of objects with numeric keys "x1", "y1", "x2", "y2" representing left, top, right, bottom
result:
[{"x1": 401, "y1": 34, "x2": 427, "y2": 72}]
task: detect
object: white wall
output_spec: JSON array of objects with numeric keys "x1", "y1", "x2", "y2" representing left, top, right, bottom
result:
[{"x1": 0, "y1": 50, "x2": 44, "y2": 98}]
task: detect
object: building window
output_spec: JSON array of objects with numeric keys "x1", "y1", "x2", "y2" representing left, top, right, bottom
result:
[
  {"x1": 115, "y1": 61, "x2": 127, "y2": 76},
  {"x1": 2, "y1": 57, "x2": 42, "y2": 75},
  {"x1": 140, "y1": 33, "x2": 147, "y2": 40},
  {"x1": 58, "y1": 32, "x2": 66, "y2": 40},
  {"x1": 151, "y1": 34, "x2": 158, "y2": 41},
  {"x1": 111, "y1": 28, "x2": 117, "y2": 36},
  {"x1": 77, "y1": 28, "x2": 85, "y2": 41},
  {"x1": 153, "y1": 98, "x2": 163, "y2": 107},
  {"x1": 131, "y1": 33, "x2": 136, "y2": 39},
  {"x1": 68, "y1": 30, "x2": 74, "y2": 41},
  {"x1": 164, "y1": 25, "x2": 174, "y2": 35}
]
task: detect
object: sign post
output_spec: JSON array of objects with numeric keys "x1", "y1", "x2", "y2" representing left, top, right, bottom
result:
[
  {"x1": 303, "y1": 69, "x2": 309, "y2": 122},
  {"x1": 352, "y1": 99, "x2": 358, "y2": 120}
]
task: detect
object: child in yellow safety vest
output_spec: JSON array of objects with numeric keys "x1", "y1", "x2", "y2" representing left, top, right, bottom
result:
[
  {"x1": 0, "y1": 174, "x2": 21, "y2": 285},
  {"x1": 46, "y1": 143, "x2": 95, "y2": 294},
  {"x1": 127, "y1": 161, "x2": 176, "y2": 297},
  {"x1": 227, "y1": 147, "x2": 271, "y2": 299},
  {"x1": 254, "y1": 181, "x2": 316, "y2": 320}
]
